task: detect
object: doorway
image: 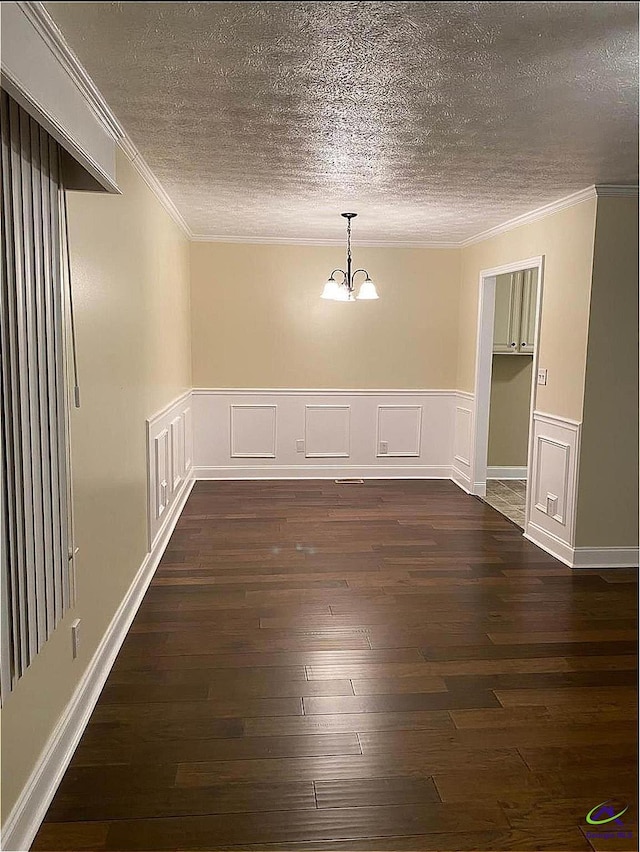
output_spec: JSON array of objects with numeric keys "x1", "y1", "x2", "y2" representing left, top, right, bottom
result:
[{"x1": 470, "y1": 256, "x2": 544, "y2": 532}]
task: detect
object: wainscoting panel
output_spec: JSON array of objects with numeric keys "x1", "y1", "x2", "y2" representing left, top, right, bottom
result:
[
  {"x1": 193, "y1": 389, "x2": 455, "y2": 478},
  {"x1": 305, "y1": 405, "x2": 350, "y2": 458},
  {"x1": 230, "y1": 405, "x2": 277, "y2": 458},
  {"x1": 147, "y1": 391, "x2": 194, "y2": 548},
  {"x1": 377, "y1": 405, "x2": 422, "y2": 457},
  {"x1": 525, "y1": 411, "x2": 581, "y2": 564},
  {"x1": 451, "y1": 392, "x2": 474, "y2": 492}
]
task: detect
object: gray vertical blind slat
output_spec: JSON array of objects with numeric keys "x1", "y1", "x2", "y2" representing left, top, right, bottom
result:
[
  {"x1": 39, "y1": 125, "x2": 57, "y2": 637},
  {"x1": 9, "y1": 97, "x2": 33, "y2": 673},
  {"x1": 0, "y1": 93, "x2": 18, "y2": 693},
  {"x1": 29, "y1": 114, "x2": 49, "y2": 650},
  {"x1": 52, "y1": 144, "x2": 70, "y2": 613}
]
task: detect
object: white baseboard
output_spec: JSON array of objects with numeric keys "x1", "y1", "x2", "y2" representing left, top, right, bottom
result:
[
  {"x1": 525, "y1": 521, "x2": 638, "y2": 569},
  {"x1": 571, "y1": 546, "x2": 639, "y2": 569},
  {"x1": 1, "y1": 474, "x2": 194, "y2": 852},
  {"x1": 524, "y1": 521, "x2": 574, "y2": 566},
  {"x1": 451, "y1": 466, "x2": 472, "y2": 494},
  {"x1": 487, "y1": 466, "x2": 527, "y2": 480},
  {"x1": 193, "y1": 465, "x2": 452, "y2": 480}
]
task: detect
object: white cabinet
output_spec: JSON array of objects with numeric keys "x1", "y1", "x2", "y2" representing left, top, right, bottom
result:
[{"x1": 493, "y1": 269, "x2": 538, "y2": 355}]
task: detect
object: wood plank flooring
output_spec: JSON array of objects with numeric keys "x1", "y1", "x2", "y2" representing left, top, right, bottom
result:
[{"x1": 32, "y1": 480, "x2": 638, "y2": 851}]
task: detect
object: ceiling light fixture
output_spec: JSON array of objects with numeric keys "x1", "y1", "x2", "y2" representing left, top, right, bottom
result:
[{"x1": 321, "y1": 213, "x2": 379, "y2": 301}]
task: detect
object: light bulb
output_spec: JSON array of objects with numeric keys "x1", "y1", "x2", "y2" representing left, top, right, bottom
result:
[
  {"x1": 320, "y1": 278, "x2": 341, "y2": 300},
  {"x1": 334, "y1": 286, "x2": 351, "y2": 301},
  {"x1": 356, "y1": 278, "x2": 379, "y2": 300}
]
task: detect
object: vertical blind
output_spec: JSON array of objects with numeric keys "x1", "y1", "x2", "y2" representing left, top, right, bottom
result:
[{"x1": 0, "y1": 89, "x2": 72, "y2": 703}]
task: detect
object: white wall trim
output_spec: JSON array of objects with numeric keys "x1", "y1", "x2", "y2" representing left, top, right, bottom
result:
[
  {"x1": 594, "y1": 185, "x2": 640, "y2": 198},
  {"x1": 524, "y1": 521, "x2": 575, "y2": 567},
  {"x1": 9, "y1": 9, "x2": 638, "y2": 247},
  {"x1": 147, "y1": 393, "x2": 194, "y2": 549},
  {"x1": 191, "y1": 388, "x2": 457, "y2": 397},
  {"x1": 147, "y1": 389, "x2": 192, "y2": 428},
  {"x1": 451, "y1": 466, "x2": 473, "y2": 494},
  {"x1": 194, "y1": 465, "x2": 452, "y2": 480},
  {"x1": 19, "y1": 2, "x2": 191, "y2": 235},
  {"x1": 571, "y1": 547, "x2": 639, "y2": 569},
  {"x1": 487, "y1": 466, "x2": 528, "y2": 480},
  {"x1": 525, "y1": 524, "x2": 639, "y2": 569},
  {"x1": 0, "y1": 474, "x2": 194, "y2": 852},
  {"x1": 118, "y1": 136, "x2": 191, "y2": 236},
  {"x1": 189, "y1": 233, "x2": 457, "y2": 248},
  {"x1": 470, "y1": 256, "x2": 544, "y2": 516},
  {"x1": 6, "y1": 13, "x2": 637, "y2": 247},
  {"x1": 461, "y1": 189, "x2": 596, "y2": 247},
  {"x1": 533, "y1": 411, "x2": 582, "y2": 430},
  {"x1": 18, "y1": 2, "x2": 122, "y2": 140}
]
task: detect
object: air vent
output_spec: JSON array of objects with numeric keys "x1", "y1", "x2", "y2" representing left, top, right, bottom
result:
[{"x1": 334, "y1": 478, "x2": 364, "y2": 484}]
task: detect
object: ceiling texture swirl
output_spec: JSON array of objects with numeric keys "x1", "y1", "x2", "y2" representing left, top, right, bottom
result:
[{"x1": 46, "y1": 1, "x2": 639, "y2": 242}]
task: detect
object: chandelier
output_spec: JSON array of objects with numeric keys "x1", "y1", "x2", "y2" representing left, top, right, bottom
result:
[{"x1": 321, "y1": 213, "x2": 379, "y2": 301}]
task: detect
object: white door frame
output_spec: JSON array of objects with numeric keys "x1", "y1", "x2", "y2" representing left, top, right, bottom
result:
[{"x1": 470, "y1": 255, "x2": 545, "y2": 523}]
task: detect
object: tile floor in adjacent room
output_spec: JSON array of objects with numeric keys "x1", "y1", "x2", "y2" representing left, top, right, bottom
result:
[{"x1": 482, "y1": 479, "x2": 527, "y2": 528}]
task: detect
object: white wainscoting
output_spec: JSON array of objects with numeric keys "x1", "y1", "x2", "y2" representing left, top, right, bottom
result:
[
  {"x1": 147, "y1": 391, "x2": 194, "y2": 549},
  {"x1": 192, "y1": 389, "x2": 455, "y2": 479},
  {"x1": 524, "y1": 411, "x2": 581, "y2": 566},
  {"x1": 451, "y1": 392, "x2": 475, "y2": 493}
]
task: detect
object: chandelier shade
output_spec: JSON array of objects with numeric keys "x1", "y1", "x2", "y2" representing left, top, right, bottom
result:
[
  {"x1": 321, "y1": 213, "x2": 379, "y2": 302},
  {"x1": 357, "y1": 278, "x2": 379, "y2": 300}
]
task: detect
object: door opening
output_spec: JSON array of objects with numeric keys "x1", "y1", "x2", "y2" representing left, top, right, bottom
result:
[{"x1": 470, "y1": 256, "x2": 544, "y2": 533}]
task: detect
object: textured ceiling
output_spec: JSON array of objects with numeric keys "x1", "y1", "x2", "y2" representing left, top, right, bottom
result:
[{"x1": 46, "y1": 1, "x2": 638, "y2": 242}]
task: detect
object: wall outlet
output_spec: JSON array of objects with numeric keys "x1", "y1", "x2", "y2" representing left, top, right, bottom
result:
[
  {"x1": 537, "y1": 368, "x2": 548, "y2": 386},
  {"x1": 546, "y1": 494, "x2": 558, "y2": 517},
  {"x1": 71, "y1": 619, "x2": 81, "y2": 659},
  {"x1": 379, "y1": 441, "x2": 389, "y2": 455},
  {"x1": 295, "y1": 439, "x2": 304, "y2": 453}
]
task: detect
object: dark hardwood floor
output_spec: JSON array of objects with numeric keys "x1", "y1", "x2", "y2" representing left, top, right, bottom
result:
[{"x1": 32, "y1": 480, "x2": 638, "y2": 851}]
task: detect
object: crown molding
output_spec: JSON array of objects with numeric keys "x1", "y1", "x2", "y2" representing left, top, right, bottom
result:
[
  {"x1": 189, "y1": 233, "x2": 457, "y2": 248},
  {"x1": 21, "y1": 1, "x2": 191, "y2": 237},
  {"x1": 14, "y1": 4, "x2": 639, "y2": 248},
  {"x1": 594, "y1": 184, "x2": 639, "y2": 197},
  {"x1": 117, "y1": 136, "x2": 191, "y2": 236},
  {"x1": 460, "y1": 186, "x2": 597, "y2": 247},
  {"x1": 18, "y1": 2, "x2": 123, "y2": 141}
]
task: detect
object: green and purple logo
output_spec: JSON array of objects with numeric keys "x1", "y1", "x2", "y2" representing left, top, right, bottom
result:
[{"x1": 585, "y1": 800, "x2": 632, "y2": 841}]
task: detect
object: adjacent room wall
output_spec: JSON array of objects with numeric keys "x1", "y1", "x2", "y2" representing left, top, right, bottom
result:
[
  {"x1": 458, "y1": 198, "x2": 598, "y2": 422},
  {"x1": 574, "y1": 196, "x2": 639, "y2": 548},
  {"x1": 487, "y1": 355, "x2": 533, "y2": 467},
  {"x1": 0, "y1": 147, "x2": 191, "y2": 822},
  {"x1": 190, "y1": 242, "x2": 461, "y2": 389}
]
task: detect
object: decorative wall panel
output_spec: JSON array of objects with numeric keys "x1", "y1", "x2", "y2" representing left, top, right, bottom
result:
[
  {"x1": 147, "y1": 392, "x2": 193, "y2": 547},
  {"x1": 192, "y1": 389, "x2": 454, "y2": 478},
  {"x1": 230, "y1": 405, "x2": 277, "y2": 458},
  {"x1": 527, "y1": 411, "x2": 581, "y2": 554},
  {"x1": 377, "y1": 406, "x2": 422, "y2": 457},
  {"x1": 305, "y1": 406, "x2": 350, "y2": 458}
]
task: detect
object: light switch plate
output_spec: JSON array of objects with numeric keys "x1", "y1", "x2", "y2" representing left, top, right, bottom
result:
[{"x1": 537, "y1": 368, "x2": 548, "y2": 386}]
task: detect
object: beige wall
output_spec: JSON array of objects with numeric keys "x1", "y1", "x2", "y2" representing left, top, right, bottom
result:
[
  {"x1": 190, "y1": 242, "x2": 461, "y2": 389},
  {"x1": 0, "y1": 148, "x2": 191, "y2": 821},
  {"x1": 488, "y1": 355, "x2": 533, "y2": 467},
  {"x1": 458, "y1": 198, "x2": 597, "y2": 421},
  {"x1": 575, "y1": 197, "x2": 639, "y2": 548}
]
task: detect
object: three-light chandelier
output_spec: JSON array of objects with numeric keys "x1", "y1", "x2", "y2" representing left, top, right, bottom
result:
[{"x1": 321, "y1": 213, "x2": 379, "y2": 301}]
